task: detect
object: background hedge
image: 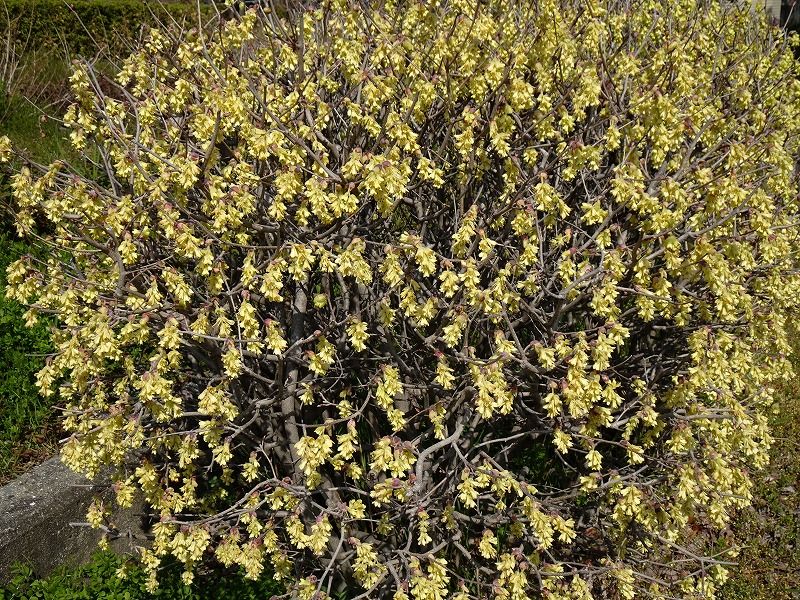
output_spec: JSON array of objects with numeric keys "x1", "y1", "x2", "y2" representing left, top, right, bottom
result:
[{"x1": 1, "y1": 0, "x2": 208, "y2": 58}]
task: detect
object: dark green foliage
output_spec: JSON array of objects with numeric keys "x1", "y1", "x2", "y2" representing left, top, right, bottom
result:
[
  {"x1": 0, "y1": 552, "x2": 284, "y2": 600},
  {"x1": 1, "y1": 0, "x2": 207, "y2": 59}
]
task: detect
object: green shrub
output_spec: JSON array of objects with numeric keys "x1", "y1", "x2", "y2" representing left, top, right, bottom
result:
[
  {"x1": 4, "y1": 0, "x2": 800, "y2": 598},
  {"x1": 0, "y1": 0, "x2": 207, "y2": 59}
]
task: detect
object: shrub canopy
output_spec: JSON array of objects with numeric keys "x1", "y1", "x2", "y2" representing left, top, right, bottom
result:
[{"x1": 4, "y1": 0, "x2": 800, "y2": 598}]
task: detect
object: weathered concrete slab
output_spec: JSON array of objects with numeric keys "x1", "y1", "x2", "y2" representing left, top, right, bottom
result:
[{"x1": 0, "y1": 456, "x2": 146, "y2": 582}]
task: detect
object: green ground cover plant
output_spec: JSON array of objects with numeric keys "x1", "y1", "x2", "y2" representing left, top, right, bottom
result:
[{"x1": 0, "y1": 551, "x2": 283, "y2": 599}]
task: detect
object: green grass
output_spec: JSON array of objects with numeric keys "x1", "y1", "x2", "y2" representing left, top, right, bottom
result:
[
  {"x1": 0, "y1": 93, "x2": 79, "y2": 168},
  {"x1": 0, "y1": 551, "x2": 284, "y2": 600},
  {"x1": 0, "y1": 233, "x2": 56, "y2": 483}
]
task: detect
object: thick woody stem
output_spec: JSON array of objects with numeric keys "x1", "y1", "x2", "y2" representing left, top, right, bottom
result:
[{"x1": 282, "y1": 276, "x2": 309, "y2": 473}]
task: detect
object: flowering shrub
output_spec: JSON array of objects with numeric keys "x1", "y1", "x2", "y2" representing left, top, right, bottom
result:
[{"x1": 4, "y1": 0, "x2": 800, "y2": 597}]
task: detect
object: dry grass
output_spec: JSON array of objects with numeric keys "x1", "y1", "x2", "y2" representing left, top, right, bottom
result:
[{"x1": 719, "y1": 366, "x2": 800, "y2": 600}]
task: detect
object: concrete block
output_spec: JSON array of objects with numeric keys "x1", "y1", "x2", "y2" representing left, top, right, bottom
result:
[{"x1": 0, "y1": 456, "x2": 147, "y2": 582}]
